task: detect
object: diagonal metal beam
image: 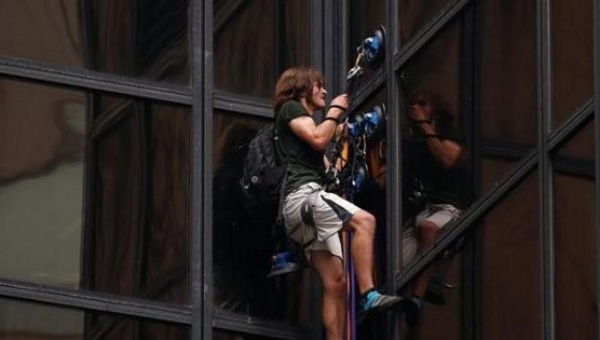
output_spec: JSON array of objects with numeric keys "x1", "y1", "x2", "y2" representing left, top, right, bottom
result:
[
  {"x1": 547, "y1": 98, "x2": 594, "y2": 151},
  {"x1": 395, "y1": 96, "x2": 595, "y2": 289},
  {"x1": 395, "y1": 148, "x2": 538, "y2": 288}
]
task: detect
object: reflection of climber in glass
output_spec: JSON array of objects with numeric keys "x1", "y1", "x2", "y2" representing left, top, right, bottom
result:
[{"x1": 401, "y1": 89, "x2": 475, "y2": 324}]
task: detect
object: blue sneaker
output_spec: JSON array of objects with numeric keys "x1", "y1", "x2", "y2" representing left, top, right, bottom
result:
[{"x1": 360, "y1": 290, "x2": 404, "y2": 315}]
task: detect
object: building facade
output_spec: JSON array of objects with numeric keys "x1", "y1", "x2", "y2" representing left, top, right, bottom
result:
[{"x1": 0, "y1": 0, "x2": 598, "y2": 339}]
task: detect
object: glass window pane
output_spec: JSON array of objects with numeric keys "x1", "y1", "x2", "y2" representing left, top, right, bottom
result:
[
  {"x1": 550, "y1": 0, "x2": 593, "y2": 129},
  {"x1": 553, "y1": 120, "x2": 596, "y2": 340},
  {"x1": 0, "y1": 77, "x2": 190, "y2": 304},
  {"x1": 398, "y1": 21, "x2": 476, "y2": 273},
  {"x1": 348, "y1": 2, "x2": 385, "y2": 93},
  {"x1": 479, "y1": 0, "x2": 537, "y2": 146},
  {"x1": 0, "y1": 297, "x2": 189, "y2": 340},
  {"x1": 480, "y1": 161, "x2": 541, "y2": 340},
  {"x1": 212, "y1": 110, "x2": 310, "y2": 324},
  {"x1": 214, "y1": 0, "x2": 311, "y2": 98},
  {"x1": 554, "y1": 173, "x2": 596, "y2": 340},
  {"x1": 0, "y1": 0, "x2": 190, "y2": 85},
  {"x1": 556, "y1": 119, "x2": 595, "y2": 163},
  {"x1": 0, "y1": 79, "x2": 85, "y2": 290},
  {"x1": 398, "y1": 0, "x2": 452, "y2": 45}
]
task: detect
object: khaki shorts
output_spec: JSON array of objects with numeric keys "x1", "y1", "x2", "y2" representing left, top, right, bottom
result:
[
  {"x1": 283, "y1": 182, "x2": 361, "y2": 260},
  {"x1": 402, "y1": 204, "x2": 461, "y2": 267}
]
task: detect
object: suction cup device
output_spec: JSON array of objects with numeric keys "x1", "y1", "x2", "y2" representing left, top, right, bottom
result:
[
  {"x1": 358, "y1": 26, "x2": 386, "y2": 69},
  {"x1": 267, "y1": 246, "x2": 308, "y2": 278},
  {"x1": 341, "y1": 161, "x2": 368, "y2": 197},
  {"x1": 350, "y1": 163, "x2": 368, "y2": 193},
  {"x1": 346, "y1": 26, "x2": 387, "y2": 84},
  {"x1": 347, "y1": 104, "x2": 386, "y2": 140}
]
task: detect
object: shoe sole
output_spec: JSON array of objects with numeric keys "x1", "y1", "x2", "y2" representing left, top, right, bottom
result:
[{"x1": 362, "y1": 297, "x2": 405, "y2": 316}]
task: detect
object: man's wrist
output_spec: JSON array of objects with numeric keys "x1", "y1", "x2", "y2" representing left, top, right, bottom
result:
[{"x1": 323, "y1": 116, "x2": 339, "y2": 124}]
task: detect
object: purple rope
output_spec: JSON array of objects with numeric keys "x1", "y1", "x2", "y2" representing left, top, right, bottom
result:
[{"x1": 348, "y1": 232, "x2": 356, "y2": 340}]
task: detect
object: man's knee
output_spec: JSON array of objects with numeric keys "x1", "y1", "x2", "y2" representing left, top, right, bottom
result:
[
  {"x1": 322, "y1": 271, "x2": 346, "y2": 296},
  {"x1": 350, "y1": 210, "x2": 376, "y2": 234},
  {"x1": 419, "y1": 220, "x2": 440, "y2": 242}
]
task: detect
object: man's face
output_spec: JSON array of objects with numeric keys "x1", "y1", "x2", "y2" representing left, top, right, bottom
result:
[
  {"x1": 309, "y1": 82, "x2": 327, "y2": 110},
  {"x1": 410, "y1": 100, "x2": 433, "y2": 120}
]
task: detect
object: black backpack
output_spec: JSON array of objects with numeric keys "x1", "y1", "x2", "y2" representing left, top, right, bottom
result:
[{"x1": 237, "y1": 124, "x2": 289, "y2": 226}]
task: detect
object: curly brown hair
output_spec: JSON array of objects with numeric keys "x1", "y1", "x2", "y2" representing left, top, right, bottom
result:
[{"x1": 273, "y1": 66, "x2": 325, "y2": 111}]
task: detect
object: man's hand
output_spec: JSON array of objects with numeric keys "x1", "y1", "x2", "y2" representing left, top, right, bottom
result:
[{"x1": 409, "y1": 104, "x2": 429, "y2": 122}]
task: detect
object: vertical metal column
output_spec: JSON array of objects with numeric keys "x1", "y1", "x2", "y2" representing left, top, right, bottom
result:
[
  {"x1": 459, "y1": 4, "x2": 478, "y2": 339},
  {"x1": 537, "y1": 0, "x2": 555, "y2": 338},
  {"x1": 191, "y1": 0, "x2": 213, "y2": 338},
  {"x1": 594, "y1": 0, "x2": 600, "y2": 336},
  {"x1": 384, "y1": 0, "x2": 401, "y2": 339}
]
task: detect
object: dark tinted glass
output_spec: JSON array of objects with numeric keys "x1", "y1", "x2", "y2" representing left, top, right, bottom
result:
[
  {"x1": 556, "y1": 117, "x2": 595, "y2": 163},
  {"x1": 0, "y1": 77, "x2": 190, "y2": 304},
  {"x1": 553, "y1": 120, "x2": 596, "y2": 340},
  {"x1": 550, "y1": 0, "x2": 593, "y2": 129},
  {"x1": 0, "y1": 0, "x2": 190, "y2": 85},
  {"x1": 554, "y1": 173, "x2": 596, "y2": 340},
  {"x1": 212, "y1": 110, "x2": 310, "y2": 324},
  {"x1": 0, "y1": 297, "x2": 189, "y2": 340},
  {"x1": 480, "y1": 162, "x2": 541, "y2": 340},
  {"x1": 479, "y1": 0, "x2": 537, "y2": 146},
  {"x1": 348, "y1": 0, "x2": 385, "y2": 87},
  {"x1": 398, "y1": 0, "x2": 453, "y2": 45},
  {"x1": 214, "y1": 0, "x2": 311, "y2": 98}
]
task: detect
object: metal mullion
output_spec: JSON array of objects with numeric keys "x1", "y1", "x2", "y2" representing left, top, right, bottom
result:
[
  {"x1": 213, "y1": 311, "x2": 310, "y2": 340},
  {"x1": 594, "y1": 0, "x2": 600, "y2": 336},
  {"x1": 213, "y1": 91, "x2": 272, "y2": 118},
  {"x1": 538, "y1": 0, "x2": 554, "y2": 339},
  {"x1": 470, "y1": 2, "x2": 484, "y2": 338},
  {"x1": 553, "y1": 155, "x2": 595, "y2": 179},
  {"x1": 191, "y1": 0, "x2": 211, "y2": 338},
  {"x1": 396, "y1": 150, "x2": 538, "y2": 288},
  {"x1": 383, "y1": 0, "x2": 400, "y2": 337},
  {"x1": 482, "y1": 95, "x2": 594, "y2": 163},
  {"x1": 547, "y1": 98, "x2": 594, "y2": 151},
  {"x1": 0, "y1": 56, "x2": 192, "y2": 105},
  {"x1": 459, "y1": 4, "x2": 477, "y2": 339},
  {"x1": 0, "y1": 279, "x2": 191, "y2": 324},
  {"x1": 482, "y1": 139, "x2": 532, "y2": 161}
]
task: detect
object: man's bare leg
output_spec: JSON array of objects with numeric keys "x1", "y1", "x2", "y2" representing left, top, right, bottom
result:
[
  {"x1": 344, "y1": 210, "x2": 376, "y2": 294},
  {"x1": 412, "y1": 220, "x2": 440, "y2": 297},
  {"x1": 312, "y1": 251, "x2": 346, "y2": 340}
]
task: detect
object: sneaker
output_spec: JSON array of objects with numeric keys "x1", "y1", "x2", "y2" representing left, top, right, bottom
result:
[
  {"x1": 404, "y1": 297, "x2": 423, "y2": 326},
  {"x1": 361, "y1": 291, "x2": 405, "y2": 315}
]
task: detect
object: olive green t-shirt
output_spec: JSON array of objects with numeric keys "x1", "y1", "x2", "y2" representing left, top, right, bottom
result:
[{"x1": 274, "y1": 100, "x2": 325, "y2": 194}]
